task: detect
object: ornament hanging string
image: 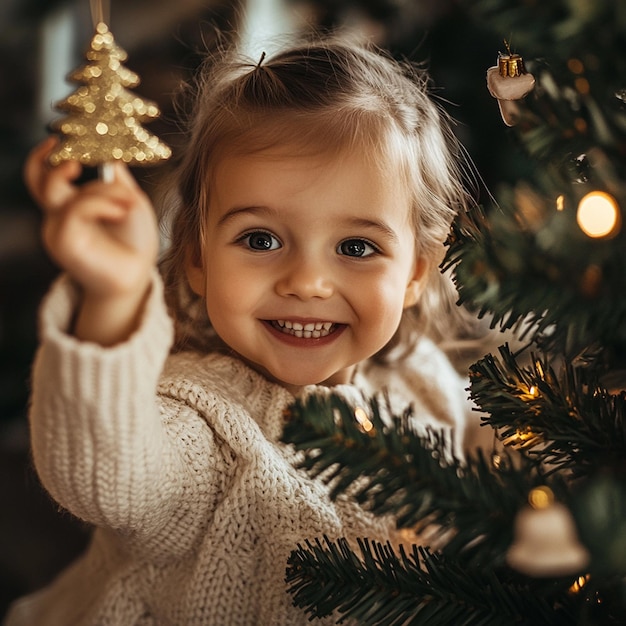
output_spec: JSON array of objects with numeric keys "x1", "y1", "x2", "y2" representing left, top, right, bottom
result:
[
  {"x1": 90, "y1": 0, "x2": 110, "y2": 29},
  {"x1": 90, "y1": 0, "x2": 113, "y2": 181}
]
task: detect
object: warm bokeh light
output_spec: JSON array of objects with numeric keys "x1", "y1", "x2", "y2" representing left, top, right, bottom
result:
[
  {"x1": 567, "y1": 58, "x2": 584, "y2": 74},
  {"x1": 529, "y1": 486, "x2": 554, "y2": 509},
  {"x1": 576, "y1": 191, "x2": 620, "y2": 238}
]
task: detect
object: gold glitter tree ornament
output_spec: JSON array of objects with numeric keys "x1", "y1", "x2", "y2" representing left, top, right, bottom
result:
[{"x1": 48, "y1": 22, "x2": 171, "y2": 171}]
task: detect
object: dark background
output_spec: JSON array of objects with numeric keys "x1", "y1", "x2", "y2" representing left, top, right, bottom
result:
[{"x1": 0, "y1": 0, "x2": 512, "y2": 617}]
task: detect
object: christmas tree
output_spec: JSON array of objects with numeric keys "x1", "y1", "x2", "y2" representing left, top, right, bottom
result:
[
  {"x1": 49, "y1": 21, "x2": 171, "y2": 169},
  {"x1": 281, "y1": 1, "x2": 626, "y2": 623}
]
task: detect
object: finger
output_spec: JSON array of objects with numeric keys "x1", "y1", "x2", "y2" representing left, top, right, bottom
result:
[
  {"x1": 44, "y1": 161, "x2": 83, "y2": 211},
  {"x1": 76, "y1": 182, "x2": 150, "y2": 218},
  {"x1": 87, "y1": 162, "x2": 153, "y2": 212},
  {"x1": 109, "y1": 161, "x2": 141, "y2": 189},
  {"x1": 41, "y1": 196, "x2": 131, "y2": 265},
  {"x1": 63, "y1": 194, "x2": 131, "y2": 223},
  {"x1": 24, "y1": 139, "x2": 82, "y2": 211},
  {"x1": 27, "y1": 136, "x2": 58, "y2": 163},
  {"x1": 108, "y1": 162, "x2": 151, "y2": 203},
  {"x1": 23, "y1": 137, "x2": 57, "y2": 200}
]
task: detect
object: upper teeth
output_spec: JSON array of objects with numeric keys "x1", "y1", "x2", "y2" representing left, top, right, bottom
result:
[{"x1": 274, "y1": 320, "x2": 334, "y2": 338}]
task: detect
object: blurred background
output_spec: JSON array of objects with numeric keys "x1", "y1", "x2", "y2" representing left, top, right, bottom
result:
[{"x1": 0, "y1": 0, "x2": 513, "y2": 616}]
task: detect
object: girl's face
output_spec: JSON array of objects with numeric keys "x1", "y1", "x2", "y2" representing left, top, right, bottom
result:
[{"x1": 186, "y1": 147, "x2": 425, "y2": 394}]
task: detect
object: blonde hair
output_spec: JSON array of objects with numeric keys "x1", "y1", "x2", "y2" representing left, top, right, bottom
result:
[{"x1": 159, "y1": 34, "x2": 477, "y2": 359}]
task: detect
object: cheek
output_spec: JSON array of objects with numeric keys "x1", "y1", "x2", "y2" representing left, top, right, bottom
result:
[
  {"x1": 203, "y1": 254, "x2": 269, "y2": 330},
  {"x1": 203, "y1": 258, "x2": 245, "y2": 319},
  {"x1": 354, "y1": 272, "x2": 408, "y2": 330}
]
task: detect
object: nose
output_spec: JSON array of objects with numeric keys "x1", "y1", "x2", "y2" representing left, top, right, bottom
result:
[{"x1": 274, "y1": 253, "x2": 335, "y2": 300}]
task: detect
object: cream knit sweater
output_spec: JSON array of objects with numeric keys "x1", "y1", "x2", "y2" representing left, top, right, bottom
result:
[{"x1": 5, "y1": 274, "x2": 472, "y2": 626}]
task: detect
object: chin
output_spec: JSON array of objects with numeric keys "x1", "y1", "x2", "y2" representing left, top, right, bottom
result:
[
  {"x1": 264, "y1": 367, "x2": 332, "y2": 389},
  {"x1": 276, "y1": 368, "x2": 352, "y2": 390},
  {"x1": 277, "y1": 374, "x2": 325, "y2": 388}
]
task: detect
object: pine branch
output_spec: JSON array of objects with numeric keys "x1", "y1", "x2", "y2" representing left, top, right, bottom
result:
[
  {"x1": 469, "y1": 344, "x2": 626, "y2": 477},
  {"x1": 283, "y1": 393, "x2": 551, "y2": 566},
  {"x1": 286, "y1": 536, "x2": 577, "y2": 625},
  {"x1": 444, "y1": 197, "x2": 626, "y2": 357},
  {"x1": 442, "y1": 5, "x2": 626, "y2": 359}
]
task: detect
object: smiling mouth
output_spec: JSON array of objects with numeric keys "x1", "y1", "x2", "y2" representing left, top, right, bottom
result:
[{"x1": 270, "y1": 320, "x2": 337, "y2": 338}]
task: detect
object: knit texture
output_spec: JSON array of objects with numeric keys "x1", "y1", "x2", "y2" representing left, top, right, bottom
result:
[{"x1": 5, "y1": 274, "x2": 473, "y2": 626}]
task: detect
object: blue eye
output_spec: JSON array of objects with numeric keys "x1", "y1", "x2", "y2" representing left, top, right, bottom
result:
[
  {"x1": 337, "y1": 238, "x2": 377, "y2": 258},
  {"x1": 242, "y1": 231, "x2": 281, "y2": 251}
]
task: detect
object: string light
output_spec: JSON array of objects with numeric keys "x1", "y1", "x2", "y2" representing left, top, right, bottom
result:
[
  {"x1": 528, "y1": 486, "x2": 554, "y2": 509},
  {"x1": 535, "y1": 361, "x2": 545, "y2": 378},
  {"x1": 569, "y1": 574, "x2": 591, "y2": 594},
  {"x1": 517, "y1": 382, "x2": 539, "y2": 400},
  {"x1": 502, "y1": 428, "x2": 541, "y2": 449},
  {"x1": 556, "y1": 194, "x2": 565, "y2": 211},
  {"x1": 576, "y1": 191, "x2": 621, "y2": 238},
  {"x1": 354, "y1": 407, "x2": 374, "y2": 434}
]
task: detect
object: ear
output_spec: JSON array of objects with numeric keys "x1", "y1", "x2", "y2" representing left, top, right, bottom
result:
[
  {"x1": 403, "y1": 257, "x2": 428, "y2": 309},
  {"x1": 185, "y1": 246, "x2": 206, "y2": 297}
]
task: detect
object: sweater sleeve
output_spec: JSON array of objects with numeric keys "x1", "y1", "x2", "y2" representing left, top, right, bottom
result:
[{"x1": 28, "y1": 272, "x2": 191, "y2": 533}]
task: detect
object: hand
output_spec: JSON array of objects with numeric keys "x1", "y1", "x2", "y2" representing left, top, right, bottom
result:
[
  {"x1": 24, "y1": 137, "x2": 160, "y2": 344},
  {"x1": 25, "y1": 137, "x2": 159, "y2": 298}
]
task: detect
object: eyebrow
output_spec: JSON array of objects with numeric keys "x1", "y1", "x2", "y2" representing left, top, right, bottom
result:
[
  {"x1": 217, "y1": 206, "x2": 400, "y2": 243},
  {"x1": 216, "y1": 205, "x2": 275, "y2": 226},
  {"x1": 345, "y1": 217, "x2": 400, "y2": 244}
]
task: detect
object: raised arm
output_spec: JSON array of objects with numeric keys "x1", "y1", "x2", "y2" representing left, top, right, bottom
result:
[{"x1": 23, "y1": 139, "x2": 198, "y2": 536}]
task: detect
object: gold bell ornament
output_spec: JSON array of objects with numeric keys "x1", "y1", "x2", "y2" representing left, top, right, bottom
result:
[
  {"x1": 48, "y1": 17, "x2": 171, "y2": 179},
  {"x1": 487, "y1": 45, "x2": 536, "y2": 127},
  {"x1": 506, "y1": 487, "x2": 590, "y2": 577}
]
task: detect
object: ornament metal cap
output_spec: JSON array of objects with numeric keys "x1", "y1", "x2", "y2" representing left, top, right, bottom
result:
[{"x1": 498, "y1": 53, "x2": 526, "y2": 77}]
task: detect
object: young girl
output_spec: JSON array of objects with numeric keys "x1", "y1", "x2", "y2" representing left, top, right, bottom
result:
[{"x1": 8, "y1": 35, "x2": 477, "y2": 625}]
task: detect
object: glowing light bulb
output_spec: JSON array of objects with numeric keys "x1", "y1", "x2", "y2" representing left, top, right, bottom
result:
[
  {"x1": 556, "y1": 194, "x2": 565, "y2": 211},
  {"x1": 569, "y1": 574, "x2": 590, "y2": 594},
  {"x1": 529, "y1": 486, "x2": 554, "y2": 509},
  {"x1": 354, "y1": 407, "x2": 374, "y2": 433},
  {"x1": 576, "y1": 191, "x2": 620, "y2": 238}
]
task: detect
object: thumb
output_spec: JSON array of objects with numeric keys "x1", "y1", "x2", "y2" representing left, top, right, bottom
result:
[
  {"x1": 105, "y1": 161, "x2": 152, "y2": 208},
  {"x1": 109, "y1": 161, "x2": 142, "y2": 190}
]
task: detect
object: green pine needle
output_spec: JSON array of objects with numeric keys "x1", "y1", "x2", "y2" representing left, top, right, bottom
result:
[
  {"x1": 443, "y1": 197, "x2": 626, "y2": 357},
  {"x1": 469, "y1": 344, "x2": 626, "y2": 477},
  {"x1": 283, "y1": 393, "x2": 549, "y2": 566},
  {"x1": 286, "y1": 536, "x2": 576, "y2": 625}
]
